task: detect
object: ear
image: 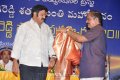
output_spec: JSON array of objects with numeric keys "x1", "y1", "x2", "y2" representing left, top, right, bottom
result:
[
  {"x1": 95, "y1": 18, "x2": 99, "y2": 23},
  {"x1": 33, "y1": 12, "x2": 37, "y2": 17},
  {"x1": 96, "y1": 18, "x2": 99, "y2": 22}
]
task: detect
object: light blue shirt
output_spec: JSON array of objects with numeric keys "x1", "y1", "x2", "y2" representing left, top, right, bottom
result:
[{"x1": 11, "y1": 18, "x2": 55, "y2": 67}]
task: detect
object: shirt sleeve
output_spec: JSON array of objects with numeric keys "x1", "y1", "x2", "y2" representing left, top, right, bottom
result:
[
  {"x1": 48, "y1": 27, "x2": 56, "y2": 57},
  {"x1": 11, "y1": 24, "x2": 26, "y2": 60},
  {"x1": 83, "y1": 28, "x2": 101, "y2": 42}
]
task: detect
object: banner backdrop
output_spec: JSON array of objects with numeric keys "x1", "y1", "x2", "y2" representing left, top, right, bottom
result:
[{"x1": 0, "y1": 0, "x2": 120, "y2": 79}]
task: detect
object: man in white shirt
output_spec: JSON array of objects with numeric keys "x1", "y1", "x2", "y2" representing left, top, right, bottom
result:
[
  {"x1": 0, "y1": 48, "x2": 13, "y2": 71},
  {"x1": 11, "y1": 4, "x2": 56, "y2": 80}
]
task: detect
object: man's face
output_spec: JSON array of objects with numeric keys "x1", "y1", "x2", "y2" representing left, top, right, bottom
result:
[
  {"x1": 2, "y1": 50, "x2": 10, "y2": 64},
  {"x1": 86, "y1": 13, "x2": 98, "y2": 28},
  {"x1": 35, "y1": 10, "x2": 47, "y2": 25}
]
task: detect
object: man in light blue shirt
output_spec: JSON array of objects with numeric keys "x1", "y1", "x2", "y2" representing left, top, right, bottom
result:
[{"x1": 11, "y1": 4, "x2": 56, "y2": 80}]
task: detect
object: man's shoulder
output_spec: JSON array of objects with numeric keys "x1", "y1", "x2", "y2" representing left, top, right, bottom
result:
[
  {"x1": 20, "y1": 20, "x2": 30, "y2": 26},
  {"x1": 18, "y1": 20, "x2": 31, "y2": 29}
]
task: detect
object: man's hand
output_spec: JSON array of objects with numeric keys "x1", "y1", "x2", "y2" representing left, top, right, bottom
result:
[
  {"x1": 57, "y1": 26, "x2": 74, "y2": 33},
  {"x1": 48, "y1": 57, "x2": 56, "y2": 68},
  {"x1": 71, "y1": 58, "x2": 80, "y2": 65},
  {"x1": 12, "y1": 59, "x2": 19, "y2": 76},
  {"x1": 56, "y1": 27, "x2": 67, "y2": 33}
]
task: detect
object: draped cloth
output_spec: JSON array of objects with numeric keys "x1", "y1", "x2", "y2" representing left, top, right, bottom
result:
[{"x1": 53, "y1": 31, "x2": 81, "y2": 80}]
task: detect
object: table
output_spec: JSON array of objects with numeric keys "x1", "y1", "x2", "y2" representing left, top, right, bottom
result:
[{"x1": 0, "y1": 71, "x2": 20, "y2": 80}]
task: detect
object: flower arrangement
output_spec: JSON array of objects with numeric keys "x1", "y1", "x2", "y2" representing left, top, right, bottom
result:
[
  {"x1": 46, "y1": 68, "x2": 55, "y2": 80},
  {"x1": 0, "y1": 64, "x2": 6, "y2": 71}
]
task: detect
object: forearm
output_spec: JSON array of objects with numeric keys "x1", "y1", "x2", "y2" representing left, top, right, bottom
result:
[
  {"x1": 49, "y1": 56, "x2": 57, "y2": 68},
  {"x1": 12, "y1": 58, "x2": 19, "y2": 76},
  {"x1": 13, "y1": 58, "x2": 18, "y2": 64},
  {"x1": 67, "y1": 30, "x2": 86, "y2": 42}
]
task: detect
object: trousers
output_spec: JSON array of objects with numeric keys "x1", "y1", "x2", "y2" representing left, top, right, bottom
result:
[{"x1": 19, "y1": 64, "x2": 48, "y2": 80}]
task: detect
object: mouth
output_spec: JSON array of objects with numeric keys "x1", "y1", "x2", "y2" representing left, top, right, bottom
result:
[
  {"x1": 5, "y1": 58, "x2": 9, "y2": 60},
  {"x1": 41, "y1": 18, "x2": 45, "y2": 21}
]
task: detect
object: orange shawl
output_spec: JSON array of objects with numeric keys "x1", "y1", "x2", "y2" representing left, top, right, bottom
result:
[{"x1": 53, "y1": 32, "x2": 81, "y2": 80}]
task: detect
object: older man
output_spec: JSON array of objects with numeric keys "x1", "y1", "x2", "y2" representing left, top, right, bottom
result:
[
  {"x1": 59, "y1": 10, "x2": 106, "y2": 80},
  {"x1": 0, "y1": 47, "x2": 13, "y2": 71}
]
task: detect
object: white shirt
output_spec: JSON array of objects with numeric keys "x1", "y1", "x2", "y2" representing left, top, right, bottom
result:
[
  {"x1": 0, "y1": 60, "x2": 13, "y2": 71},
  {"x1": 11, "y1": 18, "x2": 55, "y2": 67}
]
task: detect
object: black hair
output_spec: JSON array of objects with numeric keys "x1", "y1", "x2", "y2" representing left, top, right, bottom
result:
[
  {"x1": 31, "y1": 4, "x2": 48, "y2": 17},
  {"x1": 89, "y1": 10, "x2": 103, "y2": 26},
  {"x1": 1, "y1": 50, "x2": 11, "y2": 55}
]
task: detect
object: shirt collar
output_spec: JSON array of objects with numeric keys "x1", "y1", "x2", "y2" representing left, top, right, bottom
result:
[
  {"x1": 30, "y1": 18, "x2": 44, "y2": 28},
  {"x1": 30, "y1": 18, "x2": 41, "y2": 29},
  {"x1": 30, "y1": 18, "x2": 38, "y2": 26},
  {"x1": 90, "y1": 24, "x2": 101, "y2": 30}
]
